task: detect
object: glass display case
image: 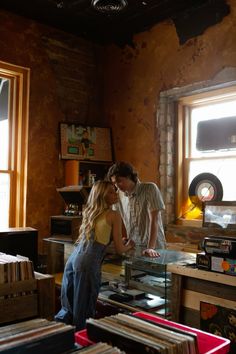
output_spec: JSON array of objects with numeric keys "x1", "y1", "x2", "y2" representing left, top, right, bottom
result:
[
  {"x1": 124, "y1": 249, "x2": 172, "y2": 318},
  {"x1": 99, "y1": 248, "x2": 196, "y2": 319}
]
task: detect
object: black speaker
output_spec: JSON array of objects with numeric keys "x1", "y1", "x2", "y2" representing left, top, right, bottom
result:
[{"x1": 196, "y1": 116, "x2": 236, "y2": 151}]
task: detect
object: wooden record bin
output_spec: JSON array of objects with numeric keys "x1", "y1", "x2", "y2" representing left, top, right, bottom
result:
[{"x1": 0, "y1": 272, "x2": 55, "y2": 325}]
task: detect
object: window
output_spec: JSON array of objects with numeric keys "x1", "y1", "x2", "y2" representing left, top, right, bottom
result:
[
  {"x1": 177, "y1": 86, "x2": 236, "y2": 222},
  {"x1": 0, "y1": 61, "x2": 29, "y2": 228}
]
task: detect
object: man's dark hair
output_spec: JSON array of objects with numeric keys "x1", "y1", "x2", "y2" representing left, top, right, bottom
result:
[{"x1": 107, "y1": 161, "x2": 138, "y2": 183}]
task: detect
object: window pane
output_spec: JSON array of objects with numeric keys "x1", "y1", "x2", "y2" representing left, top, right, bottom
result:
[
  {"x1": 0, "y1": 78, "x2": 9, "y2": 170},
  {"x1": 0, "y1": 119, "x2": 9, "y2": 169},
  {"x1": 190, "y1": 99, "x2": 236, "y2": 158},
  {"x1": 189, "y1": 158, "x2": 236, "y2": 201},
  {"x1": 0, "y1": 173, "x2": 10, "y2": 228}
]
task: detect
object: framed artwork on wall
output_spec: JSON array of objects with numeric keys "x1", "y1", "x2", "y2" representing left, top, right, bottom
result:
[{"x1": 60, "y1": 123, "x2": 113, "y2": 162}]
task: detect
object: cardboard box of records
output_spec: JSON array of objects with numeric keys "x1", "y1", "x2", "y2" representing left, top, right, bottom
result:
[{"x1": 0, "y1": 253, "x2": 55, "y2": 325}]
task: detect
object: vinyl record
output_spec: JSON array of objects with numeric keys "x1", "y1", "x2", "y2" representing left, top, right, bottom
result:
[{"x1": 189, "y1": 173, "x2": 223, "y2": 203}]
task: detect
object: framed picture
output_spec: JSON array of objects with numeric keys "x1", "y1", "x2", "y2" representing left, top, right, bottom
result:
[
  {"x1": 60, "y1": 123, "x2": 113, "y2": 162},
  {"x1": 203, "y1": 201, "x2": 236, "y2": 229}
]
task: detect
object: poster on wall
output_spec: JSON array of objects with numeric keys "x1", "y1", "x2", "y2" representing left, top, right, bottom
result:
[{"x1": 60, "y1": 123, "x2": 113, "y2": 161}]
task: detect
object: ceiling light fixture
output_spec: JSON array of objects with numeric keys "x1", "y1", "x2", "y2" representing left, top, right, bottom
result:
[
  {"x1": 91, "y1": 0, "x2": 128, "y2": 13},
  {"x1": 56, "y1": 1, "x2": 64, "y2": 8}
]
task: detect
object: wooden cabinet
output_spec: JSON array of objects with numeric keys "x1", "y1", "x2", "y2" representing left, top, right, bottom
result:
[
  {"x1": 50, "y1": 215, "x2": 82, "y2": 241},
  {"x1": 46, "y1": 158, "x2": 112, "y2": 272},
  {"x1": 43, "y1": 238, "x2": 74, "y2": 274},
  {"x1": 65, "y1": 160, "x2": 112, "y2": 187},
  {"x1": 58, "y1": 160, "x2": 112, "y2": 215},
  {"x1": 168, "y1": 263, "x2": 236, "y2": 328}
]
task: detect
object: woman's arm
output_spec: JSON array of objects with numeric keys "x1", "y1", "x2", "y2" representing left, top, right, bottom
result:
[
  {"x1": 121, "y1": 219, "x2": 128, "y2": 239},
  {"x1": 111, "y1": 211, "x2": 134, "y2": 254}
]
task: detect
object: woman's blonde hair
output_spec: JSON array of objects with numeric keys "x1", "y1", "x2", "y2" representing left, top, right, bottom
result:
[{"x1": 76, "y1": 180, "x2": 114, "y2": 243}]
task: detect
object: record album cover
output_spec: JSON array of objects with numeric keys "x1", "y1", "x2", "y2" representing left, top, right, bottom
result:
[{"x1": 200, "y1": 302, "x2": 236, "y2": 354}]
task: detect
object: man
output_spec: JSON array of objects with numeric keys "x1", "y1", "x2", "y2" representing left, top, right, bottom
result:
[{"x1": 107, "y1": 161, "x2": 166, "y2": 258}]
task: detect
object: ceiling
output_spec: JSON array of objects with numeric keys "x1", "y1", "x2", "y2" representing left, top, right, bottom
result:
[{"x1": 0, "y1": 0, "x2": 230, "y2": 46}]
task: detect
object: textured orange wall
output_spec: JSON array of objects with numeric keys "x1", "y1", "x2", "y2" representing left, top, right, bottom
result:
[
  {"x1": 0, "y1": 10, "x2": 103, "y2": 252},
  {"x1": 103, "y1": 0, "x2": 236, "y2": 183},
  {"x1": 2, "y1": 0, "x2": 236, "y2": 254}
]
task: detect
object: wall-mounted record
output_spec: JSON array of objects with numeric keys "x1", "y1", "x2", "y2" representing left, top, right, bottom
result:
[{"x1": 189, "y1": 173, "x2": 223, "y2": 203}]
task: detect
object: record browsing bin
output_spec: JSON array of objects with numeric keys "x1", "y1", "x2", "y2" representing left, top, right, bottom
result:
[
  {"x1": 0, "y1": 271, "x2": 55, "y2": 325},
  {"x1": 134, "y1": 312, "x2": 230, "y2": 354},
  {"x1": 75, "y1": 312, "x2": 230, "y2": 354}
]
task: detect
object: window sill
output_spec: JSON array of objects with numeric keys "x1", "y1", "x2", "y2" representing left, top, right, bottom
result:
[{"x1": 176, "y1": 218, "x2": 203, "y2": 228}]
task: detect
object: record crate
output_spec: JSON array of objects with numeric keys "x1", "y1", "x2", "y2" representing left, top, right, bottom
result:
[
  {"x1": 75, "y1": 312, "x2": 230, "y2": 354},
  {"x1": 134, "y1": 313, "x2": 230, "y2": 354},
  {"x1": 0, "y1": 272, "x2": 55, "y2": 325}
]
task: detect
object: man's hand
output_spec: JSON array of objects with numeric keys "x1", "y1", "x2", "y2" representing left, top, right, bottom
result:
[{"x1": 142, "y1": 248, "x2": 160, "y2": 258}]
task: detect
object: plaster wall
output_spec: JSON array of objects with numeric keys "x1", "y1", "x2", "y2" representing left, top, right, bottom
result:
[
  {"x1": 103, "y1": 0, "x2": 236, "y2": 185},
  {"x1": 0, "y1": 10, "x2": 103, "y2": 251},
  {"x1": 2, "y1": 0, "x2": 236, "y2": 254}
]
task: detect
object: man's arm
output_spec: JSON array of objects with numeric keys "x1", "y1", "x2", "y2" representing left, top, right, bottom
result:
[
  {"x1": 142, "y1": 209, "x2": 160, "y2": 258},
  {"x1": 148, "y1": 209, "x2": 158, "y2": 249}
]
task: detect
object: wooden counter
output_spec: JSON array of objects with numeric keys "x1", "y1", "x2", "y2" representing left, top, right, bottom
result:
[{"x1": 168, "y1": 264, "x2": 236, "y2": 328}]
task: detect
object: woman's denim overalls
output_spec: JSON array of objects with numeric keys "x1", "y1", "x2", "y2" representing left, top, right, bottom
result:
[{"x1": 55, "y1": 231, "x2": 108, "y2": 331}]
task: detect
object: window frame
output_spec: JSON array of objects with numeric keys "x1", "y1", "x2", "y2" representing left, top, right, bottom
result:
[
  {"x1": 0, "y1": 60, "x2": 30, "y2": 227},
  {"x1": 176, "y1": 85, "x2": 236, "y2": 225}
]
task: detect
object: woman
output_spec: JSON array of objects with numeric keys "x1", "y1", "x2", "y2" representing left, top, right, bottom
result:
[{"x1": 55, "y1": 180, "x2": 135, "y2": 330}]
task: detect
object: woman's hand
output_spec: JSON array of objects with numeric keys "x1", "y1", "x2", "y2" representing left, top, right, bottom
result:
[
  {"x1": 142, "y1": 248, "x2": 160, "y2": 258},
  {"x1": 122, "y1": 237, "x2": 128, "y2": 244},
  {"x1": 124, "y1": 239, "x2": 135, "y2": 250}
]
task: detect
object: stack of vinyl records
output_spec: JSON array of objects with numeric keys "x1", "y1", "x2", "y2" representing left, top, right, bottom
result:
[
  {"x1": 86, "y1": 314, "x2": 199, "y2": 354},
  {"x1": 77, "y1": 342, "x2": 125, "y2": 353},
  {"x1": 0, "y1": 253, "x2": 35, "y2": 284},
  {"x1": 0, "y1": 318, "x2": 75, "y2": 354}
]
